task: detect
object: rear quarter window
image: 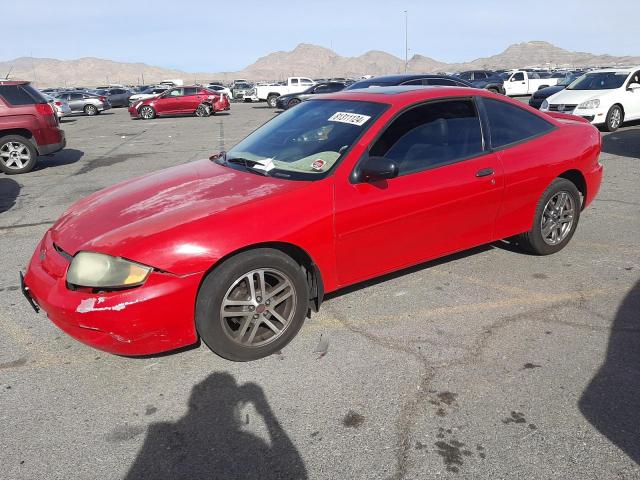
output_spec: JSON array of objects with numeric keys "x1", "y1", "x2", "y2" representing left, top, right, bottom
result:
[
  {"x1": 482, "y1": 97, "x2": 554, "y2": 148},
  {"x1": 0, "y1": 84, "x2": 45, "y2": 106}
]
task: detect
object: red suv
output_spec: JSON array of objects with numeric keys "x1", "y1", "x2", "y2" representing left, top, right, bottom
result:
[
  {"x1": 128, "y1": 86, "x2": 230, "y2": 119},
  {"x1": 0, "y1": 80, "x2": 66, "y2": 174}
]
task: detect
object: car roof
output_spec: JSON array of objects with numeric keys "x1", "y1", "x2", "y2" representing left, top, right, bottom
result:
[
  {"x1": 317, "y1": 85, "x2": 484, "y2": 105},
  {"x1": 0, "y1": 80, "x2": 30, "y2": 86},
  {"x1": 587, "y1": 66, "x2": 639, "y2": 73}
]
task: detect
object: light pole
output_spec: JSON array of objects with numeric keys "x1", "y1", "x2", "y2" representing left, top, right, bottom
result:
[{"x1": 404, "y1": 10, "x2": 408, "y2": 73}]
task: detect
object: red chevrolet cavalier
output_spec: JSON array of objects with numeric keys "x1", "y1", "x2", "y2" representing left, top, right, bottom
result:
[
  {"x1": 23, "y1": 86, "x2": 603, "y2": 361},
  {"x1": 128, "y1": 85, "x2": 230, "y2": 119}
]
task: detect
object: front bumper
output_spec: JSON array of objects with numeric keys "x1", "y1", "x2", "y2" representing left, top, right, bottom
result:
[
  {"x1": 541, "y1": 106, "x2": 604, "y2": 125},
  {"x1": 128, "y1": 105, "x2": 140, "y2": 118},
  {"x1": 23, "y1": 231, "x2": 202, "y2": 356}
]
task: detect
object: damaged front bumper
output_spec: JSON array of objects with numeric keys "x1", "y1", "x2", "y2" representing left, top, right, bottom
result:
[{"x1": 22, "y1": 230, "x2": 202, "y2": 356}]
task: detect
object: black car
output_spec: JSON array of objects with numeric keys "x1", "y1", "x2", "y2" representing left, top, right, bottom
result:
[
  {"x1": 276, "y1": 82, "x2": 346, "y2": 109},
  {"x1": 345, "y1": 74, "x2": 473, "y2": 90},
  {"x1": 528, "y1": 73, "x2": 584, "y2": 109},
  {"x1": 453, "y1": 70, "x2": 506, "y2": 94}
]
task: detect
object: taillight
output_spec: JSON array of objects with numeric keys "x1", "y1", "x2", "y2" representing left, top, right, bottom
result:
[
  {"x1": 35, "y1": 103, "x2": 54, "y2": 116},
  {"x1": 55, "y1": 101, "x2": 63, "y2": 106},
  {"x1": 99, "y1": 96, "x2": 107, "y2": 102}
]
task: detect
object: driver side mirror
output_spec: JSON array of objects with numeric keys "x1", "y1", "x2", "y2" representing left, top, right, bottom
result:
[
  {"x1": 355, "y1": 156, "x2": 398, "y2": 183},
  {"x1": 628, "y1": 83, "x2": 640, "y2": 91}
]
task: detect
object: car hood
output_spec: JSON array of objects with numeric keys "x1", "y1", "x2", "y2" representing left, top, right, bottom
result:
[
  {"x1": 546, "y1": 88, "x2": 615, "y2": 104},
  {"x1": 50, "y1": 160, "x2": 309, "y2": 271}
]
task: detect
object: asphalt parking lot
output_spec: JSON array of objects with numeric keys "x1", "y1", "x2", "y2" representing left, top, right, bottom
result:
[{"x1": 1, "y1": 100, "x2": 639, "y2": 480}]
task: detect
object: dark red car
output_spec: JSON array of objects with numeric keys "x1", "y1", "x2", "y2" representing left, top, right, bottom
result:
[
  {"x1": 0, "y1": 80, "x2": 66, "y2": 174},
  {"x1": 128, "y1": 85, "x2": 230, "y2": 119},
  {"x1": 23, "y1": 86, "x2": 603, "y2": 361}
]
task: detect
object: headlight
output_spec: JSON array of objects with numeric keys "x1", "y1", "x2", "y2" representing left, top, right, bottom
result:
[
  {"x1": 578, "y1": 99, "x2": 600, "y2": 109},
  {"x1": 67, "y1": 252, "x2": 152, "y2": 288},
  {"x1": 541, "y1": 100, "x2": 549, "y2": 110}
]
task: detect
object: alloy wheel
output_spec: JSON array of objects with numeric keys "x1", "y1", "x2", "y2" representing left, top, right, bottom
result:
[
  {"x1": 219, "y1": 268, "x2": 296, "y2": 347},
  {"x1": 0, "y1": 141, "x2": 31, "y2": 170},
  {"x1": 609, "y1": 108, "x2": 621, "y2": 130},
  {"x1": 540, "y1": 191, "x2": 575, "y2": 245},
  {"x1": 140, "y1": 106, "x2": 154, "y2": 119}
]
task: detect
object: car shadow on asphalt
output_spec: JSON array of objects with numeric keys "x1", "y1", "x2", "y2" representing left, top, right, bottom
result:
[
  {"x1": 124, "y1": 372, "x2": 308, "y2": 480},
  {"x1": 0, "y1": 178, "x2": 20, "y2": 214},
  {"x1": 601, "y1": 125, "x2": 640, "y2": 159},
  {"x1": 325, "y1": 244, "x2": 494, "y2": 300},
  {"x1": 579, "y1": 280, "x2": 640, "y2": 464},
  {"x1": 34, "y1": 148, "x2": 84, "y2": 171}
]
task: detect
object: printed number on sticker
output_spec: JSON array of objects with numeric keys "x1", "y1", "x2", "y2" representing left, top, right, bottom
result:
[{"x1": 328, "y1": 112, "x2": 371, "y2": 126}]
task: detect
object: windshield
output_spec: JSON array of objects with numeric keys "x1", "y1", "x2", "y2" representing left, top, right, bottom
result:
[
  {"x1": 235, "y1": 83, "x2": 252, "y2": 89},
  {"x1": 222, "y1": 99, "x2": 388, "y2": 180},
  {"x1": 557, "y1": 74, "x2": 582, "y2": 87},
  {"x1": 567, "y1": 72, "x2": 628, "y2": 90}
]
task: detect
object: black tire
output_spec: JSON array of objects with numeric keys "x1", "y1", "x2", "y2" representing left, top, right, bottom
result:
[
  {"x1": 195, "y1": 104, "x2": 211, "y2": 117},
  {"x1": 487, "y1": 87, "x2": 499, "y2": 94},
  {"x1": 517, "y1": 178, "x2": 581, "y2": 255},
  {"x1": 602, "y1": 104, "x2": 623, "y2": 132},
  {"x1": 196, "y1": 248, "x2": 309, "y2": 361},
  {"x1": 83, "y1": 104, "x2": 98, "y2": 116},
  {"x1": 287, "y1": 98, "x2": 301, "y2": 109},
  {"x1": 0, "y1": 135, "x2": 37, "y2": 174},
  {"x1": 267, "y1": 95, "x2": 279, "y2": 108},
  {"x1": 139, "y1": 105, "x2": 156, "y2": 120}
]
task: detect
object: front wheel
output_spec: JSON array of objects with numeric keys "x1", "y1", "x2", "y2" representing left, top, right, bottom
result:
[
  {"x1": 196, "y1": 248, "x2": 309, "y2": 361},
  {"x1": 517, "y1": 178, "x2": 581, "y2": 255},
  {"x1": 139, "y1": 106, "x2": 156, "y2": 119},
  {"x1": 287, "y1": 98, "x2": 301, "y2": 109},
  {"x1": 602, "y1": 105, "x2": 623, "y2": 132}
]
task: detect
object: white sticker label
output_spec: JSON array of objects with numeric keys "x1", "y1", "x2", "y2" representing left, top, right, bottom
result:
[
  {"x1": 252, "y1": 158, "x2": 275, "y2": 172},
  {"x1": 328, "y1": 112, "x2": 371, "y2": 126}
]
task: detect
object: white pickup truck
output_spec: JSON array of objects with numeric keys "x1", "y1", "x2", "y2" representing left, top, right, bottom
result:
[
  {"x1": 501, "y1": 71, "x2": 558, "y2": 96},
  {"x1": 249, "y1": 77, "x2": 316, "y2": 107}
]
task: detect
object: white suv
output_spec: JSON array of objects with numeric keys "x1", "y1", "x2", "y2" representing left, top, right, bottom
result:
[{"x1": 541, "y1": 67, "x2": 640, "y2": 131}]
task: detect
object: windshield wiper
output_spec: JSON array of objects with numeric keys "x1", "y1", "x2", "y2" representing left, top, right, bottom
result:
[{"x1": 226, "y1": 157, "x2": 272, "y2": 176}]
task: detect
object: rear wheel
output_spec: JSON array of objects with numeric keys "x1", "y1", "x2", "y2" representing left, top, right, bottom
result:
[
  {"x1": 196, "y1": 248, "x2": 309, "y2": 361},
  {"x1": 287, "y1": 98, "x2": 301, "y2": 109},
  {"x1": 517, "y1": 178, "x2": 581, "y2": 255},
  {"x1": 195, "y1": 104, "x2": 211, "y2": 117},
  {"x1": 139, "y1": 106, "x2": 156, "y2": 119},
  {"x1": 83, "y1": 104, "x2": 98, "y2": 116},
  {"x1": 0, "y1": 135, "x2": 37, "y2": 174},
  {"x1": 267, "y1": 94, "x2": 279, "y2": 108},
  {"x1": 602, "y1": 105, "x2": 623, "y2": 132}
]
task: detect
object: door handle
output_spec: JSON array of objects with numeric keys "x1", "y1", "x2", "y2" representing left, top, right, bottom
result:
[{"x1": 476, "y1": 168, "x2": 494, "y2": 177}]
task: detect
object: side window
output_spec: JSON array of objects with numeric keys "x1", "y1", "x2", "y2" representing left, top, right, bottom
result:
[
  {"x1": 326, "y1": 83, "x2": 345, "y2": 93},
  {"x1": 475, "y1": 72, "x2": 487, "y2": 79},
  {"x1": 183, "y1": 87, "x2": 198, "y2": 96},
  {"x1": 369, "y1": 99, "x2": 484, "y2": 176},
  {"x1": 70, "y1": 93, "x2": 84, "y2": 100},
  {"x1": 402, "y1": 79, "x2": 424, "y2": 86},
  {"x1": 629, "y1": 70, "x2": 640, "y2": 85},
  {"x1": 168, "y1": 88, "x2": 183, "y2": 97},
  {"x1": 513, "y1": 72, "x2": 525, "y2": 81},
  {"x1": 482, "y1": 97, "x2": 554, "y2": 148},
  {"x1": 313, "y1": 85, "x2": 331, "y2": 94},
  {"x1": 458, "y1": 72, "x2": 472, "y2": 81},
  {"x1": 425, "y1": 79, "x2": 456, "y2": 86},
  {"x1": 290, "y1": 78, "x2": 299, "y2": 85}
]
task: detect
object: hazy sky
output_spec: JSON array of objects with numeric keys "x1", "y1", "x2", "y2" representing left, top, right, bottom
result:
[{"x1": 1, "y1": 0, "x2": 635, "y2": 71}]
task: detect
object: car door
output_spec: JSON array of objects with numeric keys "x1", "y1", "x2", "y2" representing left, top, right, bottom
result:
[
  {"x1": 67, "y1": 93, "x2": 85, "y2": 112},
  {"x1": 624, "y1": 70, "x2": 640, "y2": 119},
  {"x1": 180, "y1": 87, "x2": 201, "y2": 113},
  {"x1": 155, "y1": 88, "x2": 182, "y2": 114},
  {"x1": 333, "y1": 98, "x2": 503, "y2": 286},
  {"x1": 509, "y1": 72, "x2": 528, "y2": 95}
]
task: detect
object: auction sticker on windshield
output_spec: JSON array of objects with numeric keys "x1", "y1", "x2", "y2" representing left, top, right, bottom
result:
[{"x1": 328, "y1": 112, "x2": 371, "y2": 126}]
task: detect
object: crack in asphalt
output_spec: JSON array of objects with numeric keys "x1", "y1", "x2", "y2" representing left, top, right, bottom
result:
[
  {"x1": 323, "y1": 290, "x2": 623, "y2": 478},
  {"x1": 0, "y1": 220, "x2": 55, "y2": 231}
]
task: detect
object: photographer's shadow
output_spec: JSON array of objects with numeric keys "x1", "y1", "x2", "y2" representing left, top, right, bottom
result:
[{"x1": 126, "y1": 372, "x2": 307, "y2": 480}]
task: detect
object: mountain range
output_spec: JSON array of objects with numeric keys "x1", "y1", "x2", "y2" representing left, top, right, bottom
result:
[{"x1": 2, "y1": 41, "x2": 639, "y2": 87}]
